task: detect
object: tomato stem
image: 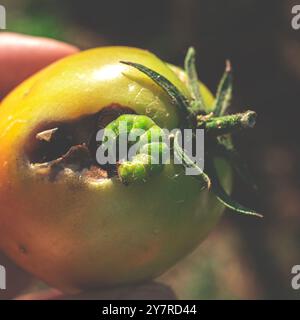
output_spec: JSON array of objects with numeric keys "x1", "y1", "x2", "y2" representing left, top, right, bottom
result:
[{"x1": 197, "y1": 110, "x2": 257, "y2": 136}]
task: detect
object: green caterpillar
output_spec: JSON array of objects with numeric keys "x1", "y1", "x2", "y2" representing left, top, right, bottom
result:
[{"x1": 101, "y1": 114, "x2": 169, "y2": 184}]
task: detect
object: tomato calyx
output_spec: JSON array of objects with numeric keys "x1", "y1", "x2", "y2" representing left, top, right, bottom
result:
[{"x1": 121, "y1": 47, "x2": 262, "y2": 218}]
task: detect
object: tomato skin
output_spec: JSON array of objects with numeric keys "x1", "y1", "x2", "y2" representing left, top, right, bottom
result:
[{"x1": 0, "y1": 47, "x2": 231, "y2": 293}]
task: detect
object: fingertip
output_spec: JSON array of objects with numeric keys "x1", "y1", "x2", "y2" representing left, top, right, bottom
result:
[
  {"x1": 0, "y1": 32, "x2": 79, "y2": 55},
  {"x1": 0, "y1": 32, "x2": 79, "y2": 98}
]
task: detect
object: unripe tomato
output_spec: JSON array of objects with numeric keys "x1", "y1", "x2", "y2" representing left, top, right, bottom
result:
[{"x1": 0, "y1": 47, "x2": 231, "y2": 293}]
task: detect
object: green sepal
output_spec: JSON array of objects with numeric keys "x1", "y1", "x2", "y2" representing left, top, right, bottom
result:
[
  {"x1": 173, "y1": 130, "x2": 211, "y2": 189},
  {"x1": 120, "y1": 61, "x2": 193, "y2": 127},
  {"x1": 216, "y1": 137, "x2": 258, "y2": 191},
  {"x1": 184, "y1": 47, "x2": 207, "y2": 114},
  {"x1": 213, "y1": 60, "x2": 233, "y2": 116},
  {"x1": 206, "y1": 159, "x2": 262, "y2": 218}
]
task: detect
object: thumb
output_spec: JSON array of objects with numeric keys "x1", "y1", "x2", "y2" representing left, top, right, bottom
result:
[{"x1": 0, "y1": 32, "x2": 79, "y2": 99}]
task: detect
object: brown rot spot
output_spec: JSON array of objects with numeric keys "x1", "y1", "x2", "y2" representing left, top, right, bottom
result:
[{"x1": 26, "y1": 104, "x2": 135, "y2": 182}]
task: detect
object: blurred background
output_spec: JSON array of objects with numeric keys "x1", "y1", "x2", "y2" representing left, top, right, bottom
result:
[{"x1": 0, "y1": 0, "x2": 300, "y2": 299}]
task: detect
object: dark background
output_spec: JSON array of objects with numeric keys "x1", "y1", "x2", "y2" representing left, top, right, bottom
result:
[{"x1": 1, "y1": 0, "x2": 300, "y2": 299}]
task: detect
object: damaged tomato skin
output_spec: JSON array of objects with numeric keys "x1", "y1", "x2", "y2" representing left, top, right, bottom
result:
[{"x1": 0, "y1": 47, "x2": 231, "y2": 293}]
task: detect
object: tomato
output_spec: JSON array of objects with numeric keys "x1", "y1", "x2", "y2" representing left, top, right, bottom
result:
[{"x1": 0, "y1": 46, "x2": 232, "y2": 293}]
